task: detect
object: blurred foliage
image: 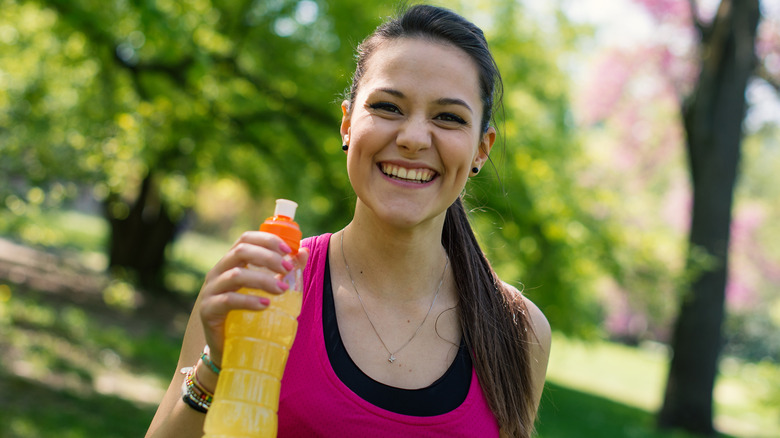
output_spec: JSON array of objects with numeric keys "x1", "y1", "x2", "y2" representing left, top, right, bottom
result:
[
  {"x1": 0, "y1": 0, "x2": 384, "y2": 232},
  {"x1": 723, "y1": 121, "x2": 780, "y2": 362},
  {"x1": 456, "y1": 1, "x2": 611, "y2": 334},
  {"x1": 0, "y1": 0, "x2": 636, "y2": 335},
  {"x1": 564, "y1": 1, "x2": 780, "y2": 356}
]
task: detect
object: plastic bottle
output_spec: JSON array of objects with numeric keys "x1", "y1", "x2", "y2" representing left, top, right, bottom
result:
[{"x1": 203, "y1": 199, "x2": 303, "y2": 438}]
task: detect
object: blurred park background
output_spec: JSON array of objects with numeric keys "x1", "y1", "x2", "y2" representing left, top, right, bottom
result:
[{"x1": 1, "y1": 0, "x2": 779, "y2": 436}]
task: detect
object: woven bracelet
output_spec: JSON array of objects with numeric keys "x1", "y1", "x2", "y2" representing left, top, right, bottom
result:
[{"x1": 201, "y1": 346, "x2": 221, "y2": 375}]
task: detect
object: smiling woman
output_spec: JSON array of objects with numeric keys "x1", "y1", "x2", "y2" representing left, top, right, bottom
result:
[{"x1": 146, "y1": 5, "x2": 550, "y2": 438}]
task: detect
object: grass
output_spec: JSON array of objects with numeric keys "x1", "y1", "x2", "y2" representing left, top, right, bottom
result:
[
  {"x1": 537, "y1": 382, "x2": 698, "y2": 438},
  {"x1": 545, "y1": 334, "x2": 670, "y2": 411},
  {"x1": 0, "y1": 287, "x2": 181, "y2": 437},
  {"x1": 1, "y1": 208, "x2": 779, "y2": 437},
  {"x1": 2, "y1": 373, "x2": 154, "y2": 438},
  {"x1": 543, "y1": 334, "x2": 780, "y2": 438}
]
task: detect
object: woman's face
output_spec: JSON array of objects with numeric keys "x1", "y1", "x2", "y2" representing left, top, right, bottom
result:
[{"x1": 341, "y1": 37, "x2": 495, "y2": 230}]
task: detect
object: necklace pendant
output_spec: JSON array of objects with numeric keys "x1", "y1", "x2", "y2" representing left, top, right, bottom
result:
[{"x1": 388, "y1": 354, "x2": 396, "y2": 363}]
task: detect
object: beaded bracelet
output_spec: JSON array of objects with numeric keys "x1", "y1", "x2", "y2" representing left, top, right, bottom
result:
[
  {"x1": 180, "y1": 366, "x2": 213, "y2": 413},
  {"x1": 201, "y1": 345, "x2": 221, "y2": 376}
]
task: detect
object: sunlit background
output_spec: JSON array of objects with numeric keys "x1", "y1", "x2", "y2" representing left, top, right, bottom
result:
[{"x1": 0, "y1": 0, "x2": 778, "y2": 437}]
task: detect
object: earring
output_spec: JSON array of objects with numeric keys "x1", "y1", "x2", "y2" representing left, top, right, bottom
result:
[
  {"x1": 342, "y1": 144, "x2": 349, "y2": 151},
  {"x1": 472, "y1": 167, "x2": 479, "y2": 174}
]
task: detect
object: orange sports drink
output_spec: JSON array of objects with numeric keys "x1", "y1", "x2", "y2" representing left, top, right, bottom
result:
[{"x1": 203, "y1": 199, "x2": 303, "y2": 438}]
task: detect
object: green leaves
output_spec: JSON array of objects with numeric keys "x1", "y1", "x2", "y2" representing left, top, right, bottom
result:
[{"x1": 1, "y1": 0, "x2": 620, "y2": 333}]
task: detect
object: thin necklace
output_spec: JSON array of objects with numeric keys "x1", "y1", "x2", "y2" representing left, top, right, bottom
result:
[{"x1": 340, "y1": 231, "x2": 449, "y2": 364}]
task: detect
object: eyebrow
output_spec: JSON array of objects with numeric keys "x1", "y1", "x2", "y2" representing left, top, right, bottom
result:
[{"x1": 373, "y1": 88, "x2": 474, "y2": 114}]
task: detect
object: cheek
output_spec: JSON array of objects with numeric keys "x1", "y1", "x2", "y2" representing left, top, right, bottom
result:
[
  {"x1": 347, "y1": 118, "x2": 396, "y2": 158},
  {"x1": 345, "y1": 137, "x2": 372, "y2": 183},
  {"x1": 445, "y1": 135, "x2": 481, "y2": 167}
]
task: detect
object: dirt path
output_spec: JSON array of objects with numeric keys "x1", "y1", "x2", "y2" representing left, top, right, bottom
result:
[{"x1": 0, "y1": 237, "x2": 108, "y2": 297}]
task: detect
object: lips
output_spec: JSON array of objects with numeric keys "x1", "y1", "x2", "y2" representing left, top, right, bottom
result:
[{"x1": 379, "y1": 163, "x2": 437, "y2": 183}]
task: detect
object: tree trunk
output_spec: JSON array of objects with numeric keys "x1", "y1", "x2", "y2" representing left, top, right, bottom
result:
[
  {"x1": 658, "y1": 0, "x2": 760, "y2": 434},
  {"x1": 105, "y1": 173, "x2": 179, "y2": 294}
]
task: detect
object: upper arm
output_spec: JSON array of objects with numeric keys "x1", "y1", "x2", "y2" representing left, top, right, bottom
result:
[
  {"x1": 522, "y1": 295, "x2": 551, "y2": 412},
  {"x1": 501, "y1": 282, "x2": 551, "y2": 414}
]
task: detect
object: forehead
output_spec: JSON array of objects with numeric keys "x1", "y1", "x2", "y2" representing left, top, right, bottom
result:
[{"x1": 358, "y1": 37, "x2": 482, "y2": 103}]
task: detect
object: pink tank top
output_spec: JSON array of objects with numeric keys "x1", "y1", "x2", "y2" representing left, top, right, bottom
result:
[{"x1": 277, "y1": 233, "x2": 500, "y2": 437}]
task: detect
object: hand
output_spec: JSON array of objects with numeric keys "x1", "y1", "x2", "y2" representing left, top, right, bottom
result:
[{"x1": 196, "y1": 231, "x2": 309, "y2": 367}]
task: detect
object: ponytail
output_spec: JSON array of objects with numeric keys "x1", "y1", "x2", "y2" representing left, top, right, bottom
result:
[{"x1": 442, "y1": 197, "x2": 537, "y2": 438}]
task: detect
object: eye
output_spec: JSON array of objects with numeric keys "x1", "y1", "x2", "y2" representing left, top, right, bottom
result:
[
  {"x1": 435, "y1": 112, "x2": 467, "y2": 125},
  {"x1": 368, "y1": 102, "x2": 402, "y2": 114}
]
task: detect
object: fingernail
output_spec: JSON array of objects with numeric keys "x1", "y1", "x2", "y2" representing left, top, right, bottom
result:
[
  {"x1": 258, "y1": 297, "x2": 271, "y2": 306},
  {"x1": 277, "y1": 280, "x2": 289, "y2": 292},
  {"x1": 282, "y1": 259, "x2": 294, "y2": 272},
  {"x1": 279, "y1": 241, "x2": 292, "y2": 254}
]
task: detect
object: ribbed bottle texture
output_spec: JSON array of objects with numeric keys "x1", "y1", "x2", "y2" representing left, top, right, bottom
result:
[{"x1": 203, "y1": 200, "x2": 302, "y2": 438}]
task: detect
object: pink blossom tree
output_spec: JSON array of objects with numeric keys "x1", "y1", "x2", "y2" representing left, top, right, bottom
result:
[
  {"x1": 575, "y1": 0, "x2": 778, "y2": 433},
  {"x1": 632, "y1": 0, "x2": 776, "y2": 434}
]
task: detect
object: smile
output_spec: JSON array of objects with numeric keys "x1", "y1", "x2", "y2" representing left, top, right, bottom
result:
[{"x1": 379, "y1": 163, "x2": 437, "y2": 183}]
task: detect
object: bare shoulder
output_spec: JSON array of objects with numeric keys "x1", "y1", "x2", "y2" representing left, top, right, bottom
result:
[{"x1": 501, "y1": 281, "x2": 551, "y2": 349}]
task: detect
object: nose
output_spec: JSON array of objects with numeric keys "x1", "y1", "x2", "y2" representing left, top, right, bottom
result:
[{"x1": 396, "y1": 116, "x2": 431, "y2": 154}]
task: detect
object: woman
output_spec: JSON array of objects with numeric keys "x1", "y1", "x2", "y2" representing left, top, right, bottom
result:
[{"x1": 147, "y1": 5, "x2": 550, "y2": 437}]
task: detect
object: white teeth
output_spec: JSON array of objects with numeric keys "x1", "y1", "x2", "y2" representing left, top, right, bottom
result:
[{"x1": 380, "y1": 163, "x2": 435, "y2": 183}]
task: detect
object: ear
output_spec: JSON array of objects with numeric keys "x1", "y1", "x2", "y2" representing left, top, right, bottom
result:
[
  {"x1": 473, "y1": 126, "x2": 496, "y2": 168},
  {"x1": 340, "y1": 100, "x2": 351, "y2": 144}
]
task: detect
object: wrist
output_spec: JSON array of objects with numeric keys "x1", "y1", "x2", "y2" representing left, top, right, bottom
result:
[
  {"x1": 194, "y1": 358, "x2": 219, "y2": 394},
  {"x1": 180, "y1": 365, "x2": 214, "y2": 413}
]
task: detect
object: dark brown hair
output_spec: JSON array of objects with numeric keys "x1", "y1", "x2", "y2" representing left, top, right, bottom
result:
[{"x1": 346, "y1": 5, "x2": 537, "y2": 437}]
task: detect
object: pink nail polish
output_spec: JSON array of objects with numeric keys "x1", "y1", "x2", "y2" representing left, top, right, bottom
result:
[
  {"x1": 279, "y1": 241, "x2": 292, "y2": 254},
  {"x1": 282, "y1": 260, "x2": 294, "y2": 271},
  {"x1": 258, "y1": 297, "x2": 271, "y2": 306},
  {"x1": 277, "y1": 280, "x2": 289, "y2": 291}
]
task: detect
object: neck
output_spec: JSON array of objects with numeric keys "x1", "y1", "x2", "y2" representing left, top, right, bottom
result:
[{"x1": 339, "y1": 203, "x2": 449, "y2": 301}]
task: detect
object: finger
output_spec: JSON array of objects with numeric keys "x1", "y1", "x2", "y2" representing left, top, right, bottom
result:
[
  {"x1": 291, "y1": 247, "x2": 310, "y2": 270},
  {"x1": 232, "y1": 230, "x2": 293, "y2": 255},
  {"x1": 202, "y1": 290, "x2": 271, "y2": 320},
  {"x1": 211, "y1": 266, "x2": 291, "y2": 296},
  {"x1": 211, "y1": 238, "x2": 291, "y2": 280}
]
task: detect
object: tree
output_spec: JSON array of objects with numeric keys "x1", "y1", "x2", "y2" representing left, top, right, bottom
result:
[
  {"x1": 2, "y1": 0, "x2": 616, "y2": 335},
  {"x1": 1, "y1": 0, "x2": 385, "y2": 292},
  {"x1": 572, "y1": 0, "x2": 778, "y2": 433},
  {"x1": 657, "y1": 0, "x2": 762, "y2": 433}
]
